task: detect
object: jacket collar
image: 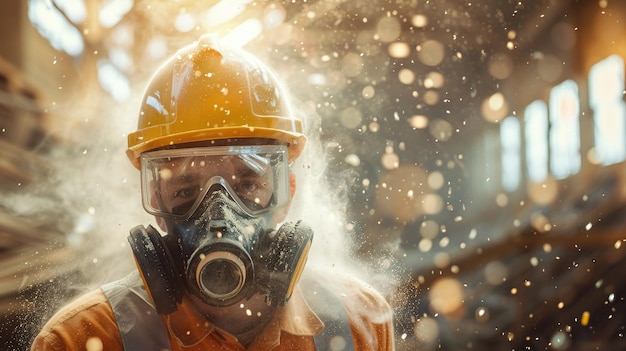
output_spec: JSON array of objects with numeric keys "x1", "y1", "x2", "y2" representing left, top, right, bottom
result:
[
  {"x1": 164, "y1": 284, "x2": 323, "y2": 349},
  {"x1": 248, "y1": 284, "x2": 324, "y2": 350}
]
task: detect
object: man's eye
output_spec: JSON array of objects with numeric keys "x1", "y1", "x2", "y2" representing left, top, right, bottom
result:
[
  {"x1": 174, "y1": 187, "x2": 199, "y2": 198},
  {"x1": 235, "y1": 181, "x2": 262, "y2": 194}
]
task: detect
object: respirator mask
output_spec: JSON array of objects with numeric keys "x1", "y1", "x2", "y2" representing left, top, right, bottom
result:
[{"x1": 128, "y1": 144, "x2": 313, "y2": 315}]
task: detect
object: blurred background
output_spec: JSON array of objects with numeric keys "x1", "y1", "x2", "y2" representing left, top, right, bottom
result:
[{"x1": 2, "y1": 0, "x2": 626, "y2": 350}]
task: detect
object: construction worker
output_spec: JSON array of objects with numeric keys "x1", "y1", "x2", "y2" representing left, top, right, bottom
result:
[{"x1": 31, "y1": 34, "x2": 395, "y2": 351}]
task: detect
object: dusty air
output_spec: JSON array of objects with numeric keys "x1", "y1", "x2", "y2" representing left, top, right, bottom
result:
[{"x1": 2, "y1": 1, "x2": 626, "y2": 351}]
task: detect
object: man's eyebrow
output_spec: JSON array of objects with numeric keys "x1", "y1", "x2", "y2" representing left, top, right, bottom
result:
[
  {"x1": 235, "y1": 167, "x2": 269, "y2": 179},
  {"x1": 162, "y1": 172, "x2": 202, "y2": 185}
]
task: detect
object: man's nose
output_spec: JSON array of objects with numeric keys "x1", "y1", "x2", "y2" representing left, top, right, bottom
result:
[{"x1": 202, "y1": 189, "x2": 232, "y2": 233}]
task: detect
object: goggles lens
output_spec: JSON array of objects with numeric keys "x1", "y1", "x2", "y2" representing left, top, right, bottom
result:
[{"x1": 140, "y1": 145, "x2": 289, "y2": 219}]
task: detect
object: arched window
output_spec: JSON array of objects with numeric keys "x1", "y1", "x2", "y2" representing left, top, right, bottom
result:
[
  {"x1": 549, "y1": 80, "x2": 581, "y2": 180},
  {"x1": 589, "y1": 55, "x2": 626, "y2": 165},
  {"x1": 28, "y1": 0, "x2": 85, "y2": 57},
  {"x1": 524, "y1": 100, "x2": 549, "y2": 182},
  {"x1": 500, "y1": 116, "x2": 521, "y2": 192}
]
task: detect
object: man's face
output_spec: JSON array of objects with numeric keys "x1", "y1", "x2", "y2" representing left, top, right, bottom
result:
[
  {"x1": 140, "y1": 145, "x2": 291, "y2": 221},
  {"x1": 156, "y1": 154, "x2": 275, "y2": 216}
]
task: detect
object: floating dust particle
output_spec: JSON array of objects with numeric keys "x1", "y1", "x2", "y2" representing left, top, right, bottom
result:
[{"x1": 581, "y1": 311, "x2": 590, "y2": 326}]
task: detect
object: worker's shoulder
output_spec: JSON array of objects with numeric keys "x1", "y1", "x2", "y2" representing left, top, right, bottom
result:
[
  {"x1": 300, "y1": 267, "x2": 393, "y2": 323},
  {"x1": 31, "y1": 288, "x2": 118, "y2": 350},
  {"x1": 45, "y1": 288, "x2": 113, "y2": 326}
]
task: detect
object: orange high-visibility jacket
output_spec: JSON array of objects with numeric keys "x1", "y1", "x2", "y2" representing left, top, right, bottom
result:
[{"x1": 31, "y1": 269, "x2": 395, "y2": 351}]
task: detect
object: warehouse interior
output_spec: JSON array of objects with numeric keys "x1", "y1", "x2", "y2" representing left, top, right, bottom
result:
[{"x1": 2, "y1": 1, "x2": 626, "y2": 350}]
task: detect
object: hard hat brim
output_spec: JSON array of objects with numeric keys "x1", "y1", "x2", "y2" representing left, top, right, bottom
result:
[{"x1": 127, "y1": 125, "x2": 306, "y2": 169}]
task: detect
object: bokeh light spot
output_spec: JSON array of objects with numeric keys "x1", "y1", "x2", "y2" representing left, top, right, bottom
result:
[
  {"x1": 388, "y1": 42, "x2": 411, "y2": 58},
  {"x1": 409, "y1": 115, "x2": 429, "y2": 129},
  {"x1": 376, "y1": 16, "x2": 402, "y2": 42},
  {"x1": 417, "y1": 40, "x2": 445, "y2": 66},
  {"x1": 375, "y1": 165, "x2": 428, "y2": 222},
  {"x1": 430, "y1": 277, "x2": 464, "y2": 316},
  {"x1": 398, "y1": 68, "x2": 416, "y2": 85},
  {"x1": 481, "y1": 92, "x2": 509, "y2": 123},
  {"x1": 340, "y1": 106, "x2": 363, "y2": 129}
]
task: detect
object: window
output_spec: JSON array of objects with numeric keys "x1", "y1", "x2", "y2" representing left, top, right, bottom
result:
[
  {"x1": 524, "y1": 100, "x2": 549, "y2": 182},
  {"x1": 589, "y1": 55, "x2": 626, "y2": 165},
  {"x1": 500, "y1": 116, "x2": 521, "y2": 192},
  {"x1": 549, "y1": 80, "x2": 581, "y2": 180},
  {"x1": 28, "y1": 0, "x2": 85, "y2": 57}
]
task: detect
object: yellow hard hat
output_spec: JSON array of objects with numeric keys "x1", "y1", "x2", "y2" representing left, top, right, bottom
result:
[{"x1": 126, "y1": 35, "x2": 306, "y2": 169}]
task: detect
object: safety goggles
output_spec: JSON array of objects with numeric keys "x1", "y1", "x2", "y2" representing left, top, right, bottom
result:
[{"x1": 140, "y1": 145, "x2": 290, "y2": 220}]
